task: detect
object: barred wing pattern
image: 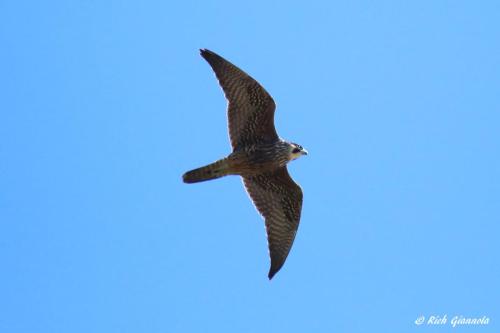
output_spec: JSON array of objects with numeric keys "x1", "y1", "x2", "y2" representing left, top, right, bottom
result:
[
  {"x1": 200, "y1": 49, "x2": 278, "y2": 149},
  {"x1": 243, "y1": 167, "x2": 303, "y2": 279}
]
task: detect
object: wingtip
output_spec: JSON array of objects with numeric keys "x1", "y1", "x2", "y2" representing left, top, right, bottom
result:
[
  {"x1": 268, "y1": 268, "x2": 278, "y2": 280},
  {"x1": 199, "y1": 48, "x2": 212, "y2": 57},
  {"x1": 200, "y1": 48, "x2": 224, "y2": 63}
]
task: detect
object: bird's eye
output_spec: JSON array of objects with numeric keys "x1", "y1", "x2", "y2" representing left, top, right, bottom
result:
[{"x1": 292, "y1": 148, "x2": 301, "y2": 154}]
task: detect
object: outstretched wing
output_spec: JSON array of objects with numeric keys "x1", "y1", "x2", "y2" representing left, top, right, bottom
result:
[
  {"x1": 200, "y1": 49, "x2": 278, "y2": 149},
  {"x1": 243, "y1": 167, "x2": 303, "y2": 279}
]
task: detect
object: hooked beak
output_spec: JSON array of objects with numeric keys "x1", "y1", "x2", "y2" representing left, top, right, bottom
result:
[{"x1": 301, "y1": 149, "x2": 308, "y2": 156}]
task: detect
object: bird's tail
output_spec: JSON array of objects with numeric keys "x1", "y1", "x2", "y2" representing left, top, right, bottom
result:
[{"x1": 182, "y1": 157, "x2": 232, "y2": 183}]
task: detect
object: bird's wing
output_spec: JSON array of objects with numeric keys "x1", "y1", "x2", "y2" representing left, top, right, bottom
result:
[
  {"x1": 200, "y1": 49, "x2": 278, "y2": 149},
  {"x1": 243, "y1": 167, "x2": 303, "y2": 279}
]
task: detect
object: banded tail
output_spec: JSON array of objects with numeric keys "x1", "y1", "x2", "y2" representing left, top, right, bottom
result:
[{"x1": 182, "y1": 158, "x2": 231, "y2": 184}]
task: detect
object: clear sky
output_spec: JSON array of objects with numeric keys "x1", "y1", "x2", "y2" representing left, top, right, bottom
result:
[{"x1": 1, "y1": 1, "x2": 499, "y2": 332}]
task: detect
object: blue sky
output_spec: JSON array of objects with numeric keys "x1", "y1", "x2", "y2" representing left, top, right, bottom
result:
[{"x1": 1, "y1": 1, "x2": 499, "y2": 332}]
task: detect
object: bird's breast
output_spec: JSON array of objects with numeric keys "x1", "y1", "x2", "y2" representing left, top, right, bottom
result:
[{"x1": 228, "y1": 146, "x2": 289, "y2": 176}]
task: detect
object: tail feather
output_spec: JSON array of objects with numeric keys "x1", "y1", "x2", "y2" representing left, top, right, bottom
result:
[{"x1": 182, "y1": 158, "x2": 231, "y2": 183}]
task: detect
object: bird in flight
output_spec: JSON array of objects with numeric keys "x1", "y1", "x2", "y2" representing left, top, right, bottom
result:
[{"x1": 183, "y1": 49, "x2": 307, "y2": 279}]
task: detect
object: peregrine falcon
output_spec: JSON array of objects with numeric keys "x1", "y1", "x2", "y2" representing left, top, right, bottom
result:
[{"x1": 183, "y1": 49, "x2": 307, "y2": 279}]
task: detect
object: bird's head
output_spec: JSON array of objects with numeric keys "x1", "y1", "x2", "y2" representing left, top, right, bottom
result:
[{"x1": 289, "y1": 142, "x2": 308, "y2": 160}]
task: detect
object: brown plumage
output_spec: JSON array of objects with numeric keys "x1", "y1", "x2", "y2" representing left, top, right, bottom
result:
[{"x1": 183, "y1": 49, "x2": 307, "y2": 279}]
